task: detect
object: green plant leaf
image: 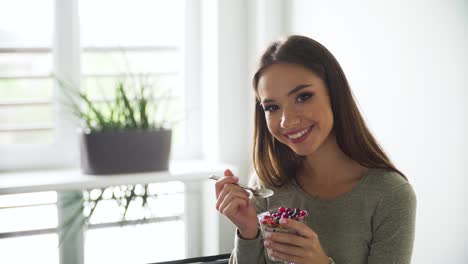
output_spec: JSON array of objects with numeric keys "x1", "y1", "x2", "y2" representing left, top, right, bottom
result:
[
  {"x1": 117, "y1": 82, "x2": 138, "y2": 129},
  {"x1": 78, "y1": 92, "x2": 107, "y2": 130},
  {"x1": 54, "y1": 52, "x2": 180, "y2": 132}
]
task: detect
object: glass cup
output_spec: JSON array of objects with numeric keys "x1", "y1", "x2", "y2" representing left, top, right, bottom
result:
[{"x1": 258, "y1": 210, "x2": 303, "y2": 264}]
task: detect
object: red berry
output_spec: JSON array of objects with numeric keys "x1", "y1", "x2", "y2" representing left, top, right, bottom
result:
[
  {"x1": 278, "y1": 207, "x2": 286, "y2": 213},
  {"x1": 300, "y1": 210, "x2": 308, "y2": 216}
]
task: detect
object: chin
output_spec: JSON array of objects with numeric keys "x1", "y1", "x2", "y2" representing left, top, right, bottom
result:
[{"x1": 288, "y1": 146, "x2": 316, "y2": 157}]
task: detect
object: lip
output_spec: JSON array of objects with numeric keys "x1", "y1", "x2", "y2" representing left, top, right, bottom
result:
[{"x1": 284, "y1": 125, "x2": 314, "y2": 144}]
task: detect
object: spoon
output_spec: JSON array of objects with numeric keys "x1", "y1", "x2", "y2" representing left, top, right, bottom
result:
[{"x1": 208, "y1": 175, "x2": 274, "y2": 198}]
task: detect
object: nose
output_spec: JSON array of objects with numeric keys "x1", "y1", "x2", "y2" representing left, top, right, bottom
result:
[{"x1": 280, "y1": 108, "x2": 300, "y2": 128}]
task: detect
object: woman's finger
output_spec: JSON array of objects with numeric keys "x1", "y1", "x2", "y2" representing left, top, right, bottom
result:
[
  {"x1": 265, "y1": 231, "x2": 309, "y2": 248},
  {"x1": 224, "y1": 169, "x2": 234, "y2": 177},
  {"x1": 264, "y1": 239, "x2": 303, "y2": 257},
  {"x1": 269, "y1": 249, "x2": 300, "y2": 264},
  {"x1": 221, "y1": 197, "x2": 249, "y2": 217},
  {"x1": 217, "y1": 186, "x2": 249, "y2": 212},
  {"x1": 276, "y1": 218, "x2": 318, "y2": 239},
  {"x1": 214, "y1": 172, "x2": 239, "y2": 198},
  {"x1": 216, "y1": 183, "x2": 245, "y2": 210}
]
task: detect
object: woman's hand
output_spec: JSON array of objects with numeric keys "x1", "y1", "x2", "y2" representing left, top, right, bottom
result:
[
  {"x1": 264, "y1": 218, "x2": 330, "y2": 264},
  {"x1": 214, "y1": 169, "x2": 259, "y2": 239}
]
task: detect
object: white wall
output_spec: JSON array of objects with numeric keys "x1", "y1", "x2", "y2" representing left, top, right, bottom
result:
[
  {"x1": 200, "y1": 0, "x2": 293, "y2": 255},
  {"x1": 290, "y1": 0, "x2": 468, "y2": 263},
  {"x1": 200, "y1": 0, "x2": 251, "y2": 255}
]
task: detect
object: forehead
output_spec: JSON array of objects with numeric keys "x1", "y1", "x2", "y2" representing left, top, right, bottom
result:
[{"x1": 257, "y1": 63, "x2": 323, "y2": 98}]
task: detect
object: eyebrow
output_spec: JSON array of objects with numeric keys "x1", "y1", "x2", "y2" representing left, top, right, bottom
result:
[{"x1": 261, "y1": 84, "x2": 312, "y2": 104}]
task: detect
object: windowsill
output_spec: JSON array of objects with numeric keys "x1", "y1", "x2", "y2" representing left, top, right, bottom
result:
[{"x1": 0, "y1": 160, "x2": 232, "y2": 195}]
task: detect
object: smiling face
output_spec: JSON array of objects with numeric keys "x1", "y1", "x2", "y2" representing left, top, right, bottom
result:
[{"x1": 257, "y1": 63, "x2": 335, "y2": 157}]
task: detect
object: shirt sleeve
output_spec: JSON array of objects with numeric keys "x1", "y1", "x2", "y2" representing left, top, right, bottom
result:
[
  {"x1": 368, "y1": 183, "x2": 417, "y2": 263},
  {"x1": 229, "y1": 229, "x2": 267, "y2": 264}
]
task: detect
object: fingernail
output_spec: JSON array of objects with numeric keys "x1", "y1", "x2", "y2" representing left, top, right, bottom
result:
[
  {"x1": 279, "y1": 218, "x2": 287, "y2": 224},
  {"x1": 264, "y1": 240, "x2": 270, "y2": 247}
]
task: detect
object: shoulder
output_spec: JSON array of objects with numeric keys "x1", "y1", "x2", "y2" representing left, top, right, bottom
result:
[
  {"x1": 365, "y1": 168, "x2": 417, "y2": 212},
  {"x1": 365, "y1": 168, "x2": 415, "y2": 196},
  {"x1": 365, "y1": 168, "x2": 408, "y2": 187},
  {"x1": 365, "y1": 169, "x2": 417, "y2": 262}
]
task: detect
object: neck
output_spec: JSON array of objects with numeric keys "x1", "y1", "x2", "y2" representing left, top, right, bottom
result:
[{"x1": 298, "y1": 133, "x2": 366, "y2": 186}]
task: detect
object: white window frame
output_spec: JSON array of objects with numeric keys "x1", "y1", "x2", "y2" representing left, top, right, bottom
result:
[{"x1": 0, "y1": 0, "x2": 202, "y2": 171}]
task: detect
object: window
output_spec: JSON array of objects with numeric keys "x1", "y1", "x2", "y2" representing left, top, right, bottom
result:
[
  {"x1": 0, "y1": 0, "x2": 201, "y2": 170},
  {"x1": 84, "y1": 182, "x2": 185, "y2": 263},
  {"x1": 0, "y1": 191, "x2": 59, "y2": 264},
  {"x1": 0, "y1": 0, "x2": 202, "y2": 263},
  {"x1": 0, "y1": 0, "x2": 58, "y2": 170},
  {"x1": 0, "y1": 182, "x2": 186, "y2": 264},
  {"x1": 79, "y1": 0, "x2": 189, "y2": 155}
]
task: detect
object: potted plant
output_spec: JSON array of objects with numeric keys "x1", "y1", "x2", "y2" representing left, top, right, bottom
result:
[
  {"x1": 58, "y1": 74, "x2": 173, "y2": 174},
  {"x1": 55, "y1": 75, "x2": 177, "y2": 246}
]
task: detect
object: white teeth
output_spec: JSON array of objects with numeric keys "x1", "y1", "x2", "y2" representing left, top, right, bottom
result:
[{"x1": 287, "y1": 128, "x2": 310, "y2": 139}]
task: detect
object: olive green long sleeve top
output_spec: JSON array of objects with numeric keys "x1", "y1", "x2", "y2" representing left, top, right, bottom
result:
[{"x1": 229, "y1": 168, "x2": 417, "y2": 264}]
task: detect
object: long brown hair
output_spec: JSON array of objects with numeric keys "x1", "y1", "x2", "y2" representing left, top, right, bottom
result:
[{"x1": 252, "y1": 35, "x2": 406, "y2": 187}]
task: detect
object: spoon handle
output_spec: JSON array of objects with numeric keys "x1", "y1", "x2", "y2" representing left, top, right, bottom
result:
[
  {"x1": 208, "y1": 174, "x2": 222, "y2": 181},
  {"x1": 208, "y1": 174, "x2": 255, "y2": 194}
]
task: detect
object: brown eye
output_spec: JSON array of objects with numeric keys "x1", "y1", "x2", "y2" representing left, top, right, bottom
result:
[
  {"x1": 296, "y1": 92, "x2": 313, "y2": 102},
  {"x1": 263, "y1": 105, "x2": 279, "y2": 112}
]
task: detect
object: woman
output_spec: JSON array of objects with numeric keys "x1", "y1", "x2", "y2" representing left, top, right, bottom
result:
[{"x1": 214, "y1": 35, "x2": 416, "y2": 264}]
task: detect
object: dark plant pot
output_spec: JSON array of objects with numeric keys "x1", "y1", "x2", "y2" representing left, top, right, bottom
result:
[{"x1": 79, "y1": 129, "x2": 172, "y2": 175}]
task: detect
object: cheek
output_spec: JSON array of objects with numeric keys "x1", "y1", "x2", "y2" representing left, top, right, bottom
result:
[
  {"x1": 318, "y1": 107, "x2": 334, "y2": 135},
  {"x1": 265, "y1": 120, "x2": 275, "y2": 136},
  {"x1": 265, "y1": 115, "x2": 279, "y2": 135},
  {"x1": 324, "y1": 106, "x2": 334, "y2": 127}
]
